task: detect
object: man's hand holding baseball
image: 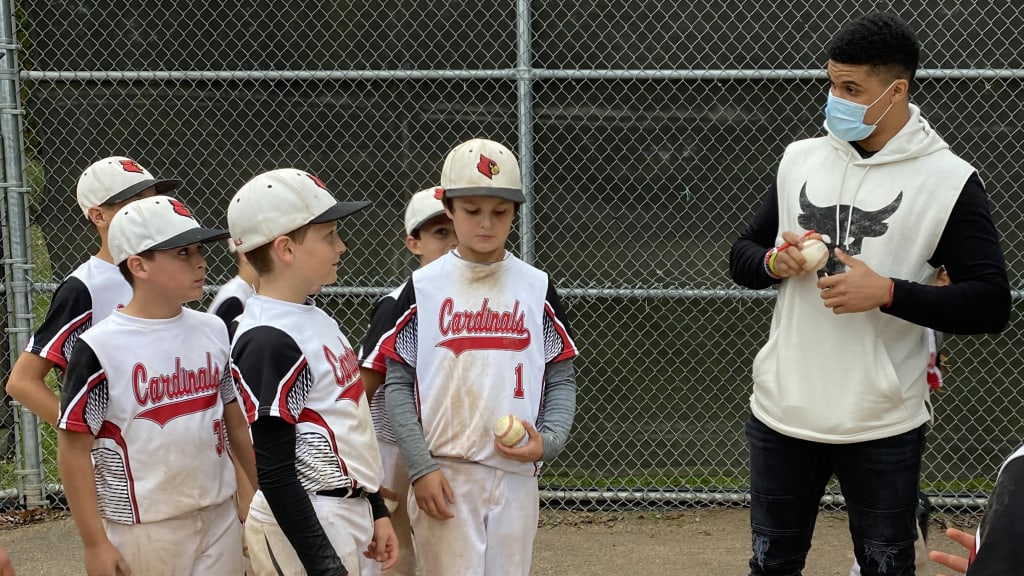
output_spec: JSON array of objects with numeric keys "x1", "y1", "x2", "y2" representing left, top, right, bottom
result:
[
  {"x1": 818, "y1": 248, "x2": 893, "y2": 314},
  {"x1": 770, "y1": 231, "x2": 824, "y2": 278}
]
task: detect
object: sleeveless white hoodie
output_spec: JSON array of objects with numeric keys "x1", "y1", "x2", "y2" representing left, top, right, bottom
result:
[{"x1": 751, "y1": 105, "x2": 976, "y2": 443}]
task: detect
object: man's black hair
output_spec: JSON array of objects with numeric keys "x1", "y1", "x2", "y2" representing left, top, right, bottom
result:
[{"x1": 828, "y1": 12, "x2": 920, "y2": 85}]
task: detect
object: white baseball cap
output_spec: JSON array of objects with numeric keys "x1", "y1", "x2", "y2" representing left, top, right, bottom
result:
[
  {"x1": 227, "y1": 169, "x2": 370, "y2": 253},
  {"x1": 76, "y1": 156, "x2": 183, "y2": 217},
  {"x1": 404, "y1": 187, "x2": 448, "y2": 236},
  {"x1": 108, "y1": 196, "x2": 228, "y2": 265},
  {"x1": 439, "y1": 138, "x2": 525, "y2": 203}
]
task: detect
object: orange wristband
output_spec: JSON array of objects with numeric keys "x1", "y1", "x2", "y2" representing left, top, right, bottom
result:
[{"x1": 883, "y1": 278, "x2": 895, "y2": 308}]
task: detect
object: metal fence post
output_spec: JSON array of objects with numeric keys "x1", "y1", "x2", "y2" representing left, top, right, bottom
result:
[
  {"x1": 0, "y1": 0, "x2": 43, "y2": 508},
  {"x1": 515, "y1": 0, "x2": 535, "y2": 265}
]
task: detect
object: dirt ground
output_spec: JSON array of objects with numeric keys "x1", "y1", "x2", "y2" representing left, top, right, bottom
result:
[{"x1": 0, "y1": 507, "x2": 974, "y2": 575}]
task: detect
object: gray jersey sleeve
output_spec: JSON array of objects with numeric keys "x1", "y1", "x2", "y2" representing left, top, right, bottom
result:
[
  {"x1": 539, "y1": 359, "x2": 577, "y2": 462},
  {"x1": 383, "y1": 357, "x2": 439, "y2": 483}
]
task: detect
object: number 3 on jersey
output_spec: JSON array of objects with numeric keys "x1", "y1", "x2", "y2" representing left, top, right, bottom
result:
[
  {"x1": 213, "y1": 418, "x2": 227, "y2": 456},
  {"x1": 513, "y1": 363, "x2": 524, "y2": 399}
]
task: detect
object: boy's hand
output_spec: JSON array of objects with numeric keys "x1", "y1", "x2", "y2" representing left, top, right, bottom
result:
[
  {"x1": 364, "y1": 517, "x2": 399, "y2": 569},
  {"x1": 494, "y1": 421, "x2": 544, "y2": 462},
  {"x1": 929, "y1": 527, "x2": 974, "y2": 575},
  {"x1": 84, "y1": 541, "x2": 131, "y2": 576},
  {"x1": 378, "y1": 486, "x2": 398, "y2": 502},
  {"x1": 412, "y1": 470, "x2": 455, "y2": 520}
]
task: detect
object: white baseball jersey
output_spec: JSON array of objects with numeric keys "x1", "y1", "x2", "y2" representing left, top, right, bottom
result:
[
  {"x1": 359, "y1": 283, "x2": 405, "y2": 444},
  {"x1": 379, "y1": 252, "x2": 577, "y2": 477},
  {"x1": 231, "y1": 295, "x2": 382, "y2": 492},
  {"x1": 58, "y1": 309, "x2": 238, "y2": 524},
  {"x1": 26, "y1": 256, "x2": 131, "y2": 370}
]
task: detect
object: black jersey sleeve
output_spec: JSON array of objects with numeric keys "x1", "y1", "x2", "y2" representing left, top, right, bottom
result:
[
  {"x1": 57, "y1": 340, "x2": 109, "y2": 435},
  {"x1": 968, "y1": 455, "x2": 1024, "y2": 575},
  {"x1": 231, "y1": 326, "x2": 313, "y2": 424},
  {"x1": 26, "y1": 276, "x2": 94, "y2": 370},
  {"x1": 358, "y1": 294, "x2": 400, "y2": 374},
  {"x1": 210, "y1": 296, "x2": 245, "y2": 338},
  {"x1": 252, "y1": 416, "x2": 348, "y2": 576},
  {"x1": 377, "y1": 278, "x2": 419, "y2": 368},
  {"x1": 543, "y1": 280, "x2": 579, "y2": 364},
  {"x1": 885, "y1": 173, "x2": 1011, "y2": 335}
]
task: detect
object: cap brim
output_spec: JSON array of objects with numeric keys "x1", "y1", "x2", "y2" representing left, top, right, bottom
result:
[
  {"x1": 443, "y1": 186, "x2": 525, "y2": 203},
  {"x1": 310, "y1": 200, "x2": 372, "y2": 224},
  {"x1": 409, "y1": 208, "x2": 449, "y2": 234},
  {"x1": 103, "y1": 178, "x2": 184, "y2": 206},
  {"x1": 148, "y1": 228, "x2": 230, "y2": 252}
]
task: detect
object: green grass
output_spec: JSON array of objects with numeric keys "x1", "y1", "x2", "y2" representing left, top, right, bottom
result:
[{"x1": 922, "y1": 478, "x2": 996, "y2": 495}]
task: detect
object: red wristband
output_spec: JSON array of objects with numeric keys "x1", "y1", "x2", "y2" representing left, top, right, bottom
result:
[{"x1": 883, "y1": 279, "x2": 895, "y2": 308}]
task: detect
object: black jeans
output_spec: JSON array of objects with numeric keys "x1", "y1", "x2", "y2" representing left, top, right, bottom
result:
[{"x1": 746, "y1": 415, "x2": 925, "y2": 576}]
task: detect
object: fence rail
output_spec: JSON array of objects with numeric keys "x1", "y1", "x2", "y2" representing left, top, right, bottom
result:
[{"x1": 4, "y1": 1, "x2": 1024, "y2": 517}]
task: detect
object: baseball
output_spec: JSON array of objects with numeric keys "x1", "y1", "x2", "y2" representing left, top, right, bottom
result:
[
  {"x1": 800, "y1": 238, "x2": 829, "y2": 271},
  {"x1": 494, "y1": 414, "x2": 526, "y2": 447}
]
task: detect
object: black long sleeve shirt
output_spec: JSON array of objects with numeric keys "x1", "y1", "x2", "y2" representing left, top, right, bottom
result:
[{"x1": 729, "y1": 171, "x2": 1011, "y2": 335}]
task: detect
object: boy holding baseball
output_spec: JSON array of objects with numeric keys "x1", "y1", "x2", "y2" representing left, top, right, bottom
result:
[
  {"x1": 227, "y1": 169, "x2": 397, "y2": 575},
  {"x1": 6, "y1": 157, "x2": 181, "y2": 425},
  {"x1": 57, "y1": 196, "x2": 257, "y2": 575},
  {"x1": 379, "y1": 138, "x2": 579, "y2": 575},
  {"x1": 358, "y1": 186, "x2": 458, "y2": 575}
]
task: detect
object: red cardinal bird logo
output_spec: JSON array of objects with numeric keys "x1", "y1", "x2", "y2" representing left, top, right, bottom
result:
[
  {"x1": 168, "y1": 198, "x2": 192, "y2": 218},
  {"x1": 119, "y1": 159, "x2": 144, "y2": 174},
  {"x1": 307, "y1": 173, "x2": 328, "y2": 190},
  {"x1": 476, "y1": 154, "x2": 500, "y2": 179}
]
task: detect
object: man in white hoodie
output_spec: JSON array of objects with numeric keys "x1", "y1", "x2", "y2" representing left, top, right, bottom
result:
[{"x1": 729, "y1": 12, "x2": 1010, "y2": 576}]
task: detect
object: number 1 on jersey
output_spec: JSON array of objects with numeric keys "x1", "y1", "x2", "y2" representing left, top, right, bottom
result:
[{"x1": 513, "y1": 363, "x2": 524, "y2": 399}]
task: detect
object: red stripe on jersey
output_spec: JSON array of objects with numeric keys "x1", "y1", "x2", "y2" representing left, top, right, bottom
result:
[
  {"x1": 231, "y1": 365, "x2": 258, "y2": 424},
  {"x1": 135, "y1": 391, "x2": 219, "y2": 428},
  {"x1": 544, "y1": 302, "x2": 578, "y2": 363},
  {"x1": 59, "y1": 369, "x2": 106, "y2": 433},
  {"x1": 96, "y1": 421, "x2": 141, "y2": 524},
  {"x1": 378, "y1": 305, "x2": 417, "y2": 365},
  {"x1": 277, "y1": 358, "x2": 309, "y2": 424},
  {"x1": 41, "y1": 310, "x2": 92, "y2": 369},
  {"x1": 437, "y1": 333, "x2": 532, "y2": 356},
  {"x1": 337, "y1": 375, "x2": 365, "y2": 405},
  {"x1": 360, "y1": 348, "x2": 387, "y2": 373},
  {"x1": 297, "y1": 408, "x2": 352, "y2": 483}
]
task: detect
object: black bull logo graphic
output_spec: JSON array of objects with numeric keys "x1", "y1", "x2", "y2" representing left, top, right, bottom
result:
[{"x1": 797, "y1": 182, "x2": 902, "y2": 276}]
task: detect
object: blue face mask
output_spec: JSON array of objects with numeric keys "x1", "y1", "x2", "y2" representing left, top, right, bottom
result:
[{"x1": 824, "y1": 81, "x2": 897, "y2": 142}]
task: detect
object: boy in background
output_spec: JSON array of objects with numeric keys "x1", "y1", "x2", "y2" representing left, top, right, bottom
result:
[
  {"x1": 6, "y1": 156, "x2": 180, "y2": 425},
  {"x1": 208, "y1": 241, "x2": 259, "y2": 336},
  {"x1": 359, "y1": 186, "x2": 457, "y2": 575}
]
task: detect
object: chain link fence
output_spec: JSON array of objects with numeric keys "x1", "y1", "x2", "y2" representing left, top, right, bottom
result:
[{"x1": 2, "y1": 0, "x2": 1023, "y2": 516}]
